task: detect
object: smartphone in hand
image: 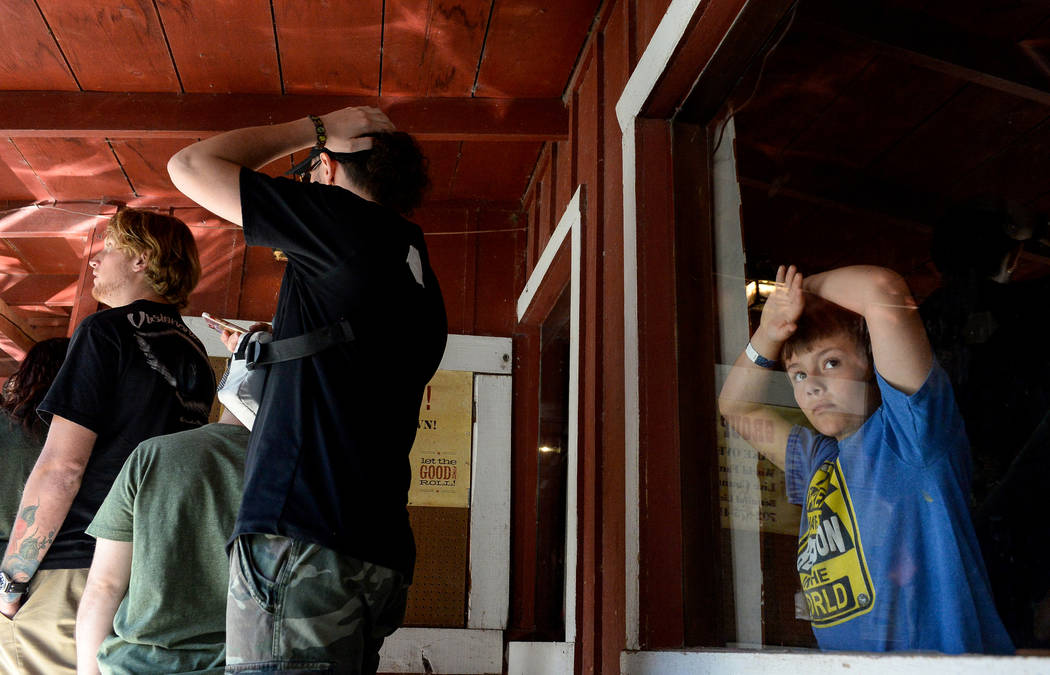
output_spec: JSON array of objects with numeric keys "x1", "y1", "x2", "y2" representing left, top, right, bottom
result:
[{"x1": 202, "y1": 312, "x2": 246, "y2": 334}]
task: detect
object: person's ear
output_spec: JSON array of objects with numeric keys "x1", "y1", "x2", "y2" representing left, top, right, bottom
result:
[
  {"x1": 319, "y1": 153, "x2": 338, "y2": 186},
  {"x1": 129, "y1": 250, "x2": 150, "y2": 272}
]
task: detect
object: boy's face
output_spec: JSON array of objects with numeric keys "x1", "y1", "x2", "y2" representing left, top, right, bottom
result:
[{"x1": 784, "y1": 334, "x2": 880, "y2": 440}]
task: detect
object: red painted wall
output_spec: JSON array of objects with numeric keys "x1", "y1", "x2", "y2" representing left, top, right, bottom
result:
[{"x1": 511, "y1": 1, "x2": 643, "y2": 672}]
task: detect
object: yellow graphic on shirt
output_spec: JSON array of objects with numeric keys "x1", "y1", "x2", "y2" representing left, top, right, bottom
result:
[{"x1": 797, "y1": 459, "x2": 875, "y2": 627}]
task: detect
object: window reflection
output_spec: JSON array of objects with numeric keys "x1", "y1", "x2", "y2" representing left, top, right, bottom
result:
[{"x1": 705, "y1": 0, "x2": 1050, "y2": 652}]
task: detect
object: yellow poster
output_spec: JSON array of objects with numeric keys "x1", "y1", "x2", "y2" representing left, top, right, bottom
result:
[
  {"x1": 716, "y1": 406, "x2": 807, "y2": 535},
  {"x1": 408, "y1": 369, "x2": 474, "y2": 507}
]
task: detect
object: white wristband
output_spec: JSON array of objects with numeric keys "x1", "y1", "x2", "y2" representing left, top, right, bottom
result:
[{"x1": 745, "y1": 341, "x2": 778, "y2": 369}]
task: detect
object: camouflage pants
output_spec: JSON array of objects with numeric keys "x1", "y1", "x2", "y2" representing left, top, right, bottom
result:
[{"x1": 225, "y1": 534, "x2": 408, "y2": 674}]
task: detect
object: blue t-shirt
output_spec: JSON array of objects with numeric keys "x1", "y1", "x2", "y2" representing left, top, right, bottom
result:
[{"x1": 786, "y1": 363, "x2": 1013, "y2": 653}]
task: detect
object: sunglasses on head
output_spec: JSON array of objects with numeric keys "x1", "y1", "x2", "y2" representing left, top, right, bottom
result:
[{"x1": 286, "y1": 147, "x2": 366, "y2": 182}]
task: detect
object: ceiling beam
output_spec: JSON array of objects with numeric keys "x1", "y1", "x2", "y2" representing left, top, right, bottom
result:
[
  {"x1": 0, "y1": 206, "x2": 100, "y2": 238},
  {"x1": 0, "y1": 93, "x2": 568, "y2": 142},
  {"x1": 0, "y1": 295, "x2": 40, "y2": 360},
  {"x1": 803, "y1": 0, "x2": 1050, "y2": 107}
]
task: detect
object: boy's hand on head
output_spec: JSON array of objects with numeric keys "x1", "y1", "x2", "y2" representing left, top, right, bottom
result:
[
  {"x1": 758, "y1": 264, "x2": 805, "y2": 344},
  {"x1": 320, "y1": 106, "x2": 395, "y2": 153}
]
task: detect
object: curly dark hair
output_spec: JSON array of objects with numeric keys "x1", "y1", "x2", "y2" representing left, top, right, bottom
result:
[
  {"x1": 338, "y1": 132, "x2": 430, "y2": 215},
  {"x1": 1, "y1": 337, "x2": 70, "y2": 433}
]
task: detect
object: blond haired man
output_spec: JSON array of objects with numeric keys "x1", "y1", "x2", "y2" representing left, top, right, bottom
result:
[{"x1": 0, "y1": 209, "x2": 215, "y2": 674}]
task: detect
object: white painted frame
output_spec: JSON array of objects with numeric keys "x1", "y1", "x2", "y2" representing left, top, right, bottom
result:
[
  {"x1": 616, "y1": 0, "x2": 710, "y2": 650},
  {"x1": 378, "y1": 335, "x2": 515, "y2": 673},
  {"x1": 188, "y1": 321, "x2": 513, "y2": 674},
  {"x1": 616, "y1": 0, "x2": 1041, "y2": 670},
  {"x1": 507, "y1": 187, "x2": 583, "y2": 675}
]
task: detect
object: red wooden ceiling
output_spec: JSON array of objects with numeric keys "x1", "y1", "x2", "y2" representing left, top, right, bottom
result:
[{"x1": 0, "y1": 0, "x2": 599, "y2": 369}]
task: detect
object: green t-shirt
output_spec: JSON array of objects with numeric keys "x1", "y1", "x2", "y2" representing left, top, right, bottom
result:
[
  {"x1": 87, "y1": 423, "x2": 249, "y2": 675},
  {"x1": 0, "y1": 413, "x2": 44, "y2": 545}
]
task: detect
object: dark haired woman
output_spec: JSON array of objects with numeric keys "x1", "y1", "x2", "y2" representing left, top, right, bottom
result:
[{"x1": 0, "y1": 338, "x2": 69, "y2": 548}]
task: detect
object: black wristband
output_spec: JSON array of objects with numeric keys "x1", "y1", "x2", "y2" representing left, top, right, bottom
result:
[{"x1": 0, "y1": 570, "x2": 28, "y2": 595}]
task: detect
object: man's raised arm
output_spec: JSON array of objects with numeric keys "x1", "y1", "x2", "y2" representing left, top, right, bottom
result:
[
  {"x1": 0, "y1": 417, "x2": 96, "y2": 618},
  {"x1": 167, "y1": 106, "x2": 394, "y2": 226}
]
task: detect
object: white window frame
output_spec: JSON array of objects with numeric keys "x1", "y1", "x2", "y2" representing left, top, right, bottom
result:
[{"x1": 506, "y1": 186, "x2": 583, "y2": 675}]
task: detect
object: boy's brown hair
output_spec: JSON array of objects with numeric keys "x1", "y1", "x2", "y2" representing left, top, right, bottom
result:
[
  {"x1": 781, "y1": 295, "x2": 872, "y2": 366},
  {"x1": 106, "y1": 209, "x2": 201, "y2": 309}
]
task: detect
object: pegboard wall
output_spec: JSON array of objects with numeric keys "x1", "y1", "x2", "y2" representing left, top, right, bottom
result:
[{"x1": 404, "y1": 506, "x2": 470, "y2": 627}]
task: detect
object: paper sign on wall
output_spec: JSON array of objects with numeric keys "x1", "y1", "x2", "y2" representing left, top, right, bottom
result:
[
  {"x1": 716, "y1": 406, "x2": 807, "y2": 535},
  {"x1": 408, "y1": 369, "x2": 474, "y2": 507}
]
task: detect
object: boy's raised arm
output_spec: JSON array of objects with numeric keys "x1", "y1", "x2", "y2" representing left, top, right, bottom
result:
[
  {"x1": 803, "y1": 265, "x2": 932, "y2": 395},
  {"x1": 718, "y1": 265, "x2": 802, "y2": 470}
]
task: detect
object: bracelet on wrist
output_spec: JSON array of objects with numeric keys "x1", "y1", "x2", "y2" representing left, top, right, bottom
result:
[
  {"x1": 309, "y1": 115, "x2": 327, "y2": 148},
  {"x1": 0, "y1": 570, "x2": 28, "y2": 595},
  {"x1": 745, "y1": 341, "x2": 778, "y2": 369}
]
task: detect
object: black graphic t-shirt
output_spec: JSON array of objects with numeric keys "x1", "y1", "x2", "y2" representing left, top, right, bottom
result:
[
  {"x1": 234, "y1": 169, "x2": 447, "y2": 579},
  {"x1": 38, "y1": 300, "x2": 214, "y2": 568}
]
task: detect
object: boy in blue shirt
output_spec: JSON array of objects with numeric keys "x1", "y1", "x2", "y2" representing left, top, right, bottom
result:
[{"x1": 719, "y1": 264, "x2": 1012, "y2": 653}]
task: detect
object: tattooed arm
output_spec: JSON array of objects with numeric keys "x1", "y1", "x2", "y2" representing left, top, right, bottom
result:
[{"x1": 0, "y1": 416, "x2": 96, "y2": 618}]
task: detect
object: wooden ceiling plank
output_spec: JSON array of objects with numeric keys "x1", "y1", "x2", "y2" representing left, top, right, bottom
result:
[
  {"x1": 871, "y1": 85, "x2": 1050, "y2": 197},
  {"x1": 381, "y1": 0, "x2": 432, "y2": 96},
  {"x1": 734, "y1": 142, "x2": 943, "y2": 229},
  {"x1": 4, "y1": 237, "x2": 84, "y2": 275},
  {"x1": 805, "y1": 0, "x2": 1050, "y2": 107},
  {"x1": 12, "y1": 138, "x2": 134, "y2": 202},
  {"x1": 154, "y1": 0, "x2": 281, "y2": 94},
  {"x1": 0, "y1": 0, "x2": 78, "y2": 90},
  {"x1": 0, "y1": 139, "x2": 54, "y2": 202},
  {"x1": 0, "y1": 205, "x2": 103, "y2": 238},
  {"x1": 36, "y1": 0, "x2": 180, "y2": 92},
  {"x1": 0, "y1": 294, "x2": 41, "y2": 357},
  {"x1": 110, "y1": 138, "x2": 197, "y2": 201},
  {"x1": 475, "y1": 0, "x2": 602, "y2": 98},
  {"x1": 0, "y1": 92, "x2": 568, "y2": 141},
  {"x1": 273, "y1": 0, "x2": 383, "y2": 95},
  {"x1": 382, "y1": 0, "x2": 492, "y2": 97},
  {"x1": 0, "y1": 274, "x2": 80, "y2": 306},
  {"x1": 788, "y1": 56, "x2": 963, "y2": 169},
  {"x1": 912, "y1": 0, "x2": 1050, "y2": 43},
  {"x1": 733, "y1": 23, "x2": 877, "y2": 152}
]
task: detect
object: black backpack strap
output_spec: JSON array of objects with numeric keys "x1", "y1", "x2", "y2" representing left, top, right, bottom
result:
[{"x1": 243, "y1": 318, "x2": 355, "y2": 370}]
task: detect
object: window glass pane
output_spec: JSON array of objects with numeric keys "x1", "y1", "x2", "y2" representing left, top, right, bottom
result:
[
  {"x1": 708, "y1": 6, "x2": 1050, "y2": 653},
  {"x1": 535, "y1": 288, "x2": 570, "y2": 640}
]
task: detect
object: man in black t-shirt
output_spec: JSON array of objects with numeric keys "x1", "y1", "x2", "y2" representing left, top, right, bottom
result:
[
  {"x1": 0, "y1": 209, "x2": 214, "y2": 675},
  {"x1": 170, "y1": 107, "x2": 446, "y2": 673}
]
